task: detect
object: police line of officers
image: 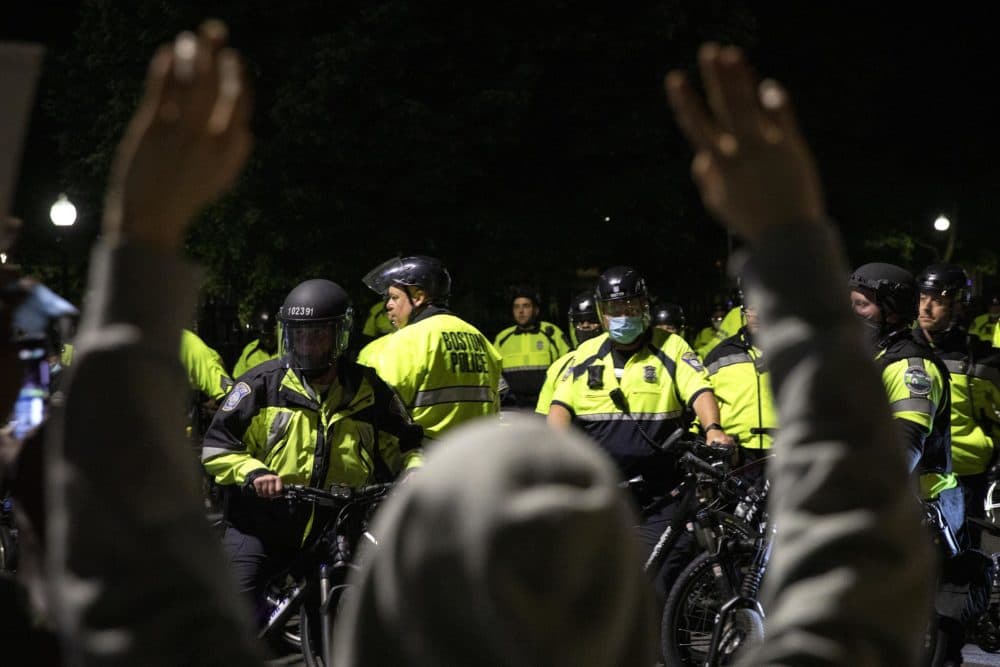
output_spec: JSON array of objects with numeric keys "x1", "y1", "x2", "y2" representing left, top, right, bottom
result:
[{"x1": 77, "y1": 249, "x2": 997, "y2": 633}]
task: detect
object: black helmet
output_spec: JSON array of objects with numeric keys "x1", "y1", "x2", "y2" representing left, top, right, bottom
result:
[
  {"x1": 280, "y1": 279, "x2": 353, "y2": 374},
  {"x1": 849, "y1": 262, "x2": 917, "y2": 324},
  {"x1": 653, "y1": 303, "x2": 686, "y2": 329},
  {"x1": 363, "y1": 255, "x2": 451, "y2": 306},
  {"x1": 595, "y1": 266, "x2": 648, "y2": 302},
  {"x1": 252, "y1": 304, "x2": 277, "y2": 334},
  {"x1": 916, "y1": 263, "x2": 971, "y2": 305},
  {"x1": 594, "y1": 266, "x2": 650, "y2": 329},
  {"x1": 568, "y1": 290, "x2": 598, "y2": 325},
  {"x1": 252, "y1": 303, "x2": 278, "y2": 352}
]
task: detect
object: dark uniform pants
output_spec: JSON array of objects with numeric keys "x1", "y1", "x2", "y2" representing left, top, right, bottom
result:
[{"x1": 635, "y1": 497, "x2": 697, "y2": 603}]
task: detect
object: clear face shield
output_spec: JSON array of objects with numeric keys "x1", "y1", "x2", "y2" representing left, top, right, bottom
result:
[
  {"x1": 363, "y1": 257, "x2": 409, "y2": 297},
  {"x1": 282, "y1": 315, "x2": 351, "y2": 376}
]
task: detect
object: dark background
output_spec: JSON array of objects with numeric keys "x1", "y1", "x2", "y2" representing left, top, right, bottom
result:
[{"x1": 4, "y1": 1, "x2": 997, "y2": 364}]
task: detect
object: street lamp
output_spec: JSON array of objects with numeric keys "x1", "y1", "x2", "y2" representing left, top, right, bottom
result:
[
  {"x1": 50, "y1": 194, "x2": 77, "y2": 295},
  {"x1": 50, "y1": 193, "x2": 77, "y2": 227},
  {"x1": 932, "y1": 213, "x2": 956, "y2": 262}
]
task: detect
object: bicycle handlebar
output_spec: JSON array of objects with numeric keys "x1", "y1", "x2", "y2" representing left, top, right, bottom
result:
[{"x1": 280, "y1": 482, "x2": 394, "y2": 508}]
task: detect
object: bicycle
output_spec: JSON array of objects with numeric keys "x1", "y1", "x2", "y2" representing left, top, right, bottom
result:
[
  {"x1": 256, "y1": 482, "x2": 393, "y2": 667},
  {"x1": 652, "y1": 432, "x2": 773, "y2": 666}
]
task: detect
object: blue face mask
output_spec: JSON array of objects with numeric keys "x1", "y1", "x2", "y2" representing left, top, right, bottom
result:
[{"x1": 606, "y1": 315, "x2": 646, "y2": 344}]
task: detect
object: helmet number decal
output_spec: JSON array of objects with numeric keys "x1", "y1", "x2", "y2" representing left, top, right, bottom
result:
[{"x1": 285, "y1": 306, "x2": 315, "y2": 317}]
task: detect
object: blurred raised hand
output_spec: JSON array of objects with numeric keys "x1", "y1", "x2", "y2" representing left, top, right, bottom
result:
[
  {"x1": 665, "y1": 44, "x2": 825, "y2": 240},
  {"x1": 103, "y1": 20, "x2": 252, "y2": 251}
]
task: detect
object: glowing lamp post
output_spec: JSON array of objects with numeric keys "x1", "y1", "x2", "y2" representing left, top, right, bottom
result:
[
  {"x1": 932, "y1": 214, "x2": 956, "y2": 262},
  {"x1": 50, "y1": 194, "x2": 77, "y2": 227},
  {"x1": 50, "y1": 194, "x2": 77, "y2": 294}
]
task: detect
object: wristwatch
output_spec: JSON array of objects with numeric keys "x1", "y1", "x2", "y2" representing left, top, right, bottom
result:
[{"x1": 703, "y1": 422, "x2": 723, "y2": 433}]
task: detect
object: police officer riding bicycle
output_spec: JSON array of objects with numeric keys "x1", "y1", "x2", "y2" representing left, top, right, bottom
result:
[{"x1": 201, "y1": 278, "x2": 423, "y2": 624}]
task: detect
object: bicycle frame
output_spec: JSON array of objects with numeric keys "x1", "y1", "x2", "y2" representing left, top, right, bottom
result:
[
  {"x1": 658, "y1": 448, "x2": 772, "y2": 667},
  {"x1": 258, "y1": 483, "x2": 391, "y2": 667}
]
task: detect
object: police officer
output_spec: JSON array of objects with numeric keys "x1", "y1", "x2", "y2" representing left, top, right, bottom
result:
[
  {"x1": 703, "y1": 294, "x2": 777, "y2": 464},
  {"x1": 916, "y1": 263, "x2": 1000, "y2": 547},
  {"x1": 692, "y1": 302, "x2": 726, "y2": 354},
  {"x1": 180, "y1": 328, "x2": 234, "y2": 403},
  {"x1": 493, "y1": 286, "x2": 571, "y2": 409},
  {"x1": 59, "y1": 324, "x2": 232, "y2": 440},
  {"x1": 697, "y1": 293, "x2": 744, "y2": 358},
  {"x1": 652, "y1": 302, "x2": 687, "y2": 340},
  {"x1": 180, "y1": 327, "x2": 235, "y2": 444},
  {"x1": 535, "y1": 290, "x2": 603, "y2": 415},
  {"x1": 547, "y1": 266, "x2": 733, "y2": 595},
  {"x1": 849, "y1": 263, "x2": 955, "y2": 492},
  {"x1": 849, "y1": 262, "x2": 965, "y2": 663},
  {"x1": 359, "y1": 299, "x2": 395, "y2": 345},
  {"x1": 566, "y1": 290, "x2": 602, "y2": 349},
  {"x1": 970, "y1": 293, "x2": 1000, "y2": 347},
  {"x1": 232, "y1": 304, "x2": 280, "y2": 378},
  {"x1": 202, "y1": 278, "x2": 423, "y2": 617},
  {"x1": 362, "y1": 256, "x2": 502, "y2": 440}
]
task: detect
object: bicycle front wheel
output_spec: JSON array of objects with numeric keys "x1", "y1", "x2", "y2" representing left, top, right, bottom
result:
[{"x1": 661, "y1": 551, "x2": 763, "y2": 666}]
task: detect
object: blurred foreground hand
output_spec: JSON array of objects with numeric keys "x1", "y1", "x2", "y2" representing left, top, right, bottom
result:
[
  {"x1": 665, "y1": 44, "x2": 825, "y2": 240},
  {"x1": 103, "y1": 19, "x2": 253, "y2": 251}
]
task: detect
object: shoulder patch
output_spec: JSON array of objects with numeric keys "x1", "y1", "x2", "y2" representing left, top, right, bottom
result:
[
  {"x1": 903, "y1": 367, "x2": 932, "y2": 397},
  {"x1": 681, "y1": 351, "x2": 705, "y2": 372},
  {"x1": 221, "y1": 381, "x2": 252, "y2": 412}
]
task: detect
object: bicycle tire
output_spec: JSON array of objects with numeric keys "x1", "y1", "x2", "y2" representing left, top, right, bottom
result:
[
  {"x1": 300, "y1": 584, "x2": 351, "y2": 667},
  {"x1": 661, "y1": 551, "x2": 760, "y2": 666}
]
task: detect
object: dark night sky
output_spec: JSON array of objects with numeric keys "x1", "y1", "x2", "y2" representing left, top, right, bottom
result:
[
  {"x1": 751, "y1": 6, "x2": 998, "y2": 258},
  {"x1": 5, "y1": 3, "x2": 998, "y2": 296}
]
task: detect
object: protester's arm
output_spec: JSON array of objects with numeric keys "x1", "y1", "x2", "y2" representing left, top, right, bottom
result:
[
  {"x1": 667, "y1": 43, "x2": 933, "y2": 666},
  {"x1": 46, "y1": 22, "x2": 262, "y2": 666}
]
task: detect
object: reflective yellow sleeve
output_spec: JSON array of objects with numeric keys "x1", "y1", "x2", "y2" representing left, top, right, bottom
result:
[
  {"x1": 670, "y1": 337, "x2": 713, "y2": 405},
  {"x1": 179, "y1": 329, "x2": 233, "y2": 402},
  {"x1": 536, "y1": 353, "x2": 574, "y2": 415},
  {"x1": 881, "y1": 358, "x2": 940, "y2": 430}
]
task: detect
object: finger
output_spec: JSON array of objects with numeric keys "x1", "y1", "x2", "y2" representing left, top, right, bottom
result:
[
  {"x1": 698, "y1": 43, "x2": 738, "y2": 133},
  {"x1": 142, "y1": 45, "x2": 181, "y2": 124},
  {"x1": 690, "y1": 151, "x2": 723, "y2": 209},
  {"x1": 172, "y1": 31, "x2": 220, "y2": 132},
  {"x1": 213, "y1": 50, "x2": 254, "y2": 183},
  {"x1": 665, "y1": 70, "x2": 719, "y2": 154},
  {"x1": 759, "y1": 78, "x2": 804, "y2": 145},
  {"x1": 198, "y1": 18, "x2": 228, "y2": 50},
  {"x1": 716, "y1": 46, "x2": 765, "y2": 141},
  {"x1": 208, "y1": 49, "x2": 244, "y2": 135}
]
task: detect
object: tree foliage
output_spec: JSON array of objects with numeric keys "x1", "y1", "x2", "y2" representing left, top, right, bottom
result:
[{"x1": 43, "y1": 0, "x2": 758, "y2": 337}]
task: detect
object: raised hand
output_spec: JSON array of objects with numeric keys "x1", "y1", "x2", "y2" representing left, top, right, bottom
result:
[
  {"x1": 103, "y1": 20, "x2": 253, "y2": 251},
  {"x1": 665, "y1": 44, "x2": 825, "y2": 240}
]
